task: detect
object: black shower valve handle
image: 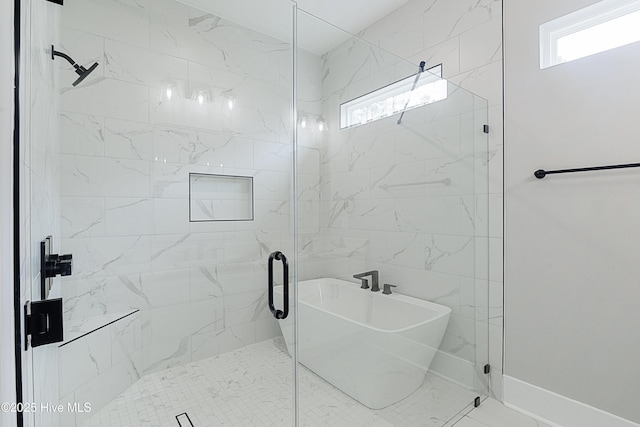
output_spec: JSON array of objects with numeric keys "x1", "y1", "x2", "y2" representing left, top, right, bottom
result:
[
  {"x1": 56, "y1": 259, "x2": 72, "y2": 277},
  {"x1": 45, "y1": 253, "x2": 73, "y2": 278}
]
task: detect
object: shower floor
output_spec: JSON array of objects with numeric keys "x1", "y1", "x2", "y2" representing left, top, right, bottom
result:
[{"x1": 82, "y1": 338, "x2": 478, "y2": 427}]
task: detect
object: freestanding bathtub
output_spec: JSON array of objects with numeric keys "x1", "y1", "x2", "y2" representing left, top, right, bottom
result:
[{"x1": 274, "y1": 278, "x2": 451, "y2": 409}]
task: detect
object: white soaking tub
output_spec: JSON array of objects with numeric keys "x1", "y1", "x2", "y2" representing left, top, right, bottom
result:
[{"x1": 274, "y1": 278, "x2": 451, "y2": 409}]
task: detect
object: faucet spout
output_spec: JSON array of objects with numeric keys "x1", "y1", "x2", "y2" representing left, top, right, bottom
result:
[{"x1": 353, "y1": 270, "x2": 380, "y2": 292}]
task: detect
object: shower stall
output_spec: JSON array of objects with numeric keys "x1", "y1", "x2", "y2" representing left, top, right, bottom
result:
[{"x1": 20, "y1": 0, "x2": 490, "y2": 425}]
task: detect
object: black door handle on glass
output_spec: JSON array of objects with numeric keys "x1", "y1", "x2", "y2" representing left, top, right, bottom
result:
[{"x1": 268, "y1": 251, "x2": 289, "y2": 320}]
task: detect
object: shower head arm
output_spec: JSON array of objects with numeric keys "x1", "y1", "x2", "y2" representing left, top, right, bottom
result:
[
  {"x1": 51, "y1": 45, "x2": 99, "y2": 85},
  {"x1": 50, "y1": 44, "x2": 99, "y2": 86},
  {"x1": 51, "y1": 45, "x2": 77, "y2": 67}
]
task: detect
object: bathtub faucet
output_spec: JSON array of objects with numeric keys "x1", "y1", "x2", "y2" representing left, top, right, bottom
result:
[{"x1": 353, "y1": 270, "x2": 380, "y2": 292}]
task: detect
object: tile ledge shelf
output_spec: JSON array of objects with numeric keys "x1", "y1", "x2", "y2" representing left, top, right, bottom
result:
[{"x1": 59, "y1": 309, "x2": 139, "y2": 347}]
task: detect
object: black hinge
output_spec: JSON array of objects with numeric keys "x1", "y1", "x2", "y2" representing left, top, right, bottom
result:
[
  {"x1": 474, "y1": 396, "x2": 481, "y2": 407},
  {"x1": 484, "y1": 364, "x2": 491, "y2": 374},
  {"x1": 24, "y1": 299, "x2": 64, "y2": 350},
  {"x1": 483, "y1": 124, "x2": 489, "y2": 134}
]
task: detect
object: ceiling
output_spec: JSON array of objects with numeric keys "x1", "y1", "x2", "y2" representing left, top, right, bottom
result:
[{"x1": 178, "y1": 0, "x2": 413, "y2": 54}]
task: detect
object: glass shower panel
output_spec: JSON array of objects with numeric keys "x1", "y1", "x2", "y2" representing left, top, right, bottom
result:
[
  {"x1": 27, "y1": 0, "x2": 299, "y2": 425},
  {"x1": 295, "y1": 9, "x2": 490, "y2": 426},
  {"x1": 25, "y1": 1, "x2": 63, "y2": 426}
]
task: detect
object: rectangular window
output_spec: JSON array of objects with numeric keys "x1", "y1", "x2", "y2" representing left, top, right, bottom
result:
[
  {"x1": 340, "y1": 64, "x2": 446, "y2": 129},
  {"x1": 540, "y1": 0, "x2": 640, "y2": 69}
]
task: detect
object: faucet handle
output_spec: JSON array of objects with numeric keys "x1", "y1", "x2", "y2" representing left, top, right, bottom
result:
[
  {"x1": 357, "y1": 278, "x2": 370, "y2": 289},
  {"x1": 382, "y1": 284, "x2": 397, "y2": 295}
]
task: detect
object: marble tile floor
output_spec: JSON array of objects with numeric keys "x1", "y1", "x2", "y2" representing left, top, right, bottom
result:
[{"x1": 82, "y1": 338, "x2": 545, "y2": 427}]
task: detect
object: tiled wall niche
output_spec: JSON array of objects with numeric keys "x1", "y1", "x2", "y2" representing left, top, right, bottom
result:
[{"x1": 189, "y1": 173, "x2": 254, "y2": 222}]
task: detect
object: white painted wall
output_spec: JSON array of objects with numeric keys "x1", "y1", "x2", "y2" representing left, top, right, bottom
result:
[
  {"x1": 504, "y1": 0, "x2": 640, "y2": 424},
  {"x1": 0, "y1": 1, "x2": 16, "y2": 426}
]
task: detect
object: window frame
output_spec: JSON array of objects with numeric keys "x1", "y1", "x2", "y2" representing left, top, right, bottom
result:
[{"x1": 540, "y1": 0, "x2": 640, "y2": 69}]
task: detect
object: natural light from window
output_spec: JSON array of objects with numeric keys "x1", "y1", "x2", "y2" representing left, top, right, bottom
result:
[
  {"x1": 541, "y1": 0, "x2": 640, "y2": 69},
  {"x1": 340, "y1": 65, "x2": 446, "y2": 129}
]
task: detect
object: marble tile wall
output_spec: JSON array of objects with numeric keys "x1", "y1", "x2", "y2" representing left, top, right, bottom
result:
[
  {"x1": 56, "y1": 0, "x2": 321, "y2": 422},
  {"x1": 58, "y1": 313, "x2": 142, "y2": 427},
  {"x1": 311, "y1": 0, "x2": 503, "y2": 399}
]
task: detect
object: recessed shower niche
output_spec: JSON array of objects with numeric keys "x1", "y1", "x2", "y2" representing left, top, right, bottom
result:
[{"x1": 189, "y1": 173, "x2": 254, "y2": 222}]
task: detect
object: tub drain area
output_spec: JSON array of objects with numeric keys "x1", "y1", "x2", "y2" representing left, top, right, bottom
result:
[{"x1": 175, "y1": 412, "x2": 194, "y2": 426}]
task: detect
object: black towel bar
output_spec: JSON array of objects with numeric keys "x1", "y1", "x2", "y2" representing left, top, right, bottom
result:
[{"x1": 534, "y1": 162, "x2": 640, "y2": 179}]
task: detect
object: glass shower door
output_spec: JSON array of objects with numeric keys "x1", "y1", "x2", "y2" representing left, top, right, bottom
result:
[{"x1": 24, "y1": 0, "x2": 300, "y2": 425}]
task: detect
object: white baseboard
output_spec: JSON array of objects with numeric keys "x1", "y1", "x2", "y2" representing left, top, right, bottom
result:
[{"x1": 503, "y1": 375, "x2": 640, "y2": 427}]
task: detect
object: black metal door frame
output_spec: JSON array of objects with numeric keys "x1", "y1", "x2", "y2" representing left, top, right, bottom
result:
[{"x1": 12, "y1": 0, "x2": 24, "y2": 424}]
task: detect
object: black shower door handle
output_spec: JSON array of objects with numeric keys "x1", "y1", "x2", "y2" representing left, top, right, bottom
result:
[{"x1": 268, "y1": 251, "x2": 289, "y2": 320}]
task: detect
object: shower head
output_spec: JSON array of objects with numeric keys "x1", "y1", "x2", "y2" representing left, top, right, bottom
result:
[
  {"x1": 51, "y1": 45, "x2": 99, "y2": 87},
  {"x1": 71, "y1": 62, "x2": 99, "y2": 86}
]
